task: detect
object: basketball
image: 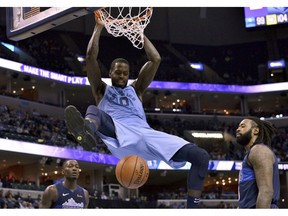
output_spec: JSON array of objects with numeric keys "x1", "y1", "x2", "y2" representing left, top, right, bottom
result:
[{"x1": 115, "y1": 155, "x2": 149, "y2": 189}]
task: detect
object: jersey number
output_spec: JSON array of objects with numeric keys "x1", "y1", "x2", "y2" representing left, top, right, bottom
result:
[{"x1": 119, "y1": 97, "x2": 129, "y2": 106}]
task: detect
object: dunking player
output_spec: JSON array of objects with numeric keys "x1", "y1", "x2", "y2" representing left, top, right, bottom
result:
[
  {"x1": 39, "y1": 159, "x2": 89, "y2": 208},
  {"x1": 236, "y1": 116, "x2": 280, "y2": 208},
  {"x1": 64, "y1": 14, "x2": 209, "y2": 208}
]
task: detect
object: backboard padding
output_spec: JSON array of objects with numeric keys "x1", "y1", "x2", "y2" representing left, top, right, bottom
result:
[{"x1": 6, "y1": 7, "x2": 99, "y2": 41}]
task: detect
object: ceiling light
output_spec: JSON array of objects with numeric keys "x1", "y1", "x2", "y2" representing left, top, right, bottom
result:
[{"x1": 191, "y1": 131, "x2": 223, "y2": 139}]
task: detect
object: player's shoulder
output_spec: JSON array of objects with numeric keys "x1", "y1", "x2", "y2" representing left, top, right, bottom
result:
[
  {"x1": 79, "y1": 186, "x2": 89, "y2": 197},
  {"x1": 250, "y1": 143, "x2": 273, "y2": 153},
  {"x1": 45, "y1": 184, "x2": 56, "y2": 189},
  {"x1": 83, "y1": 188, "x2": 89, "y2": 195},
  {"x1": 44, "y1": 184, "x2": 57, "y2": 195},
  {"x1": 249, "y1": 144, "x2": 274, "y2": 161}
]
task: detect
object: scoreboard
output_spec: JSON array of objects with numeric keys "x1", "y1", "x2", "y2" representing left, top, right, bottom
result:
[{"x1": 244, "y1": 7, "x2": 288, "y2": 28}]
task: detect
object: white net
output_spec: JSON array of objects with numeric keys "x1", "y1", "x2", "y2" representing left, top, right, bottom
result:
[{"x1": 95, "y1": 7, "x2": 153, "y2": 49}]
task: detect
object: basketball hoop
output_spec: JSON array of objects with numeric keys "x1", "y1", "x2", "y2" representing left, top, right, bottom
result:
[{"x1": 94, "y1": 7, "x2": 153, "y2": 49}]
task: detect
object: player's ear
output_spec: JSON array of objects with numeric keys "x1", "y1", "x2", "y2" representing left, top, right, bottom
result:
[{"x1": 253, "y1": 127, "x2": 259, "y2": 135}]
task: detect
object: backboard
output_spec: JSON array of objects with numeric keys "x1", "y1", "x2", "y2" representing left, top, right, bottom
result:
[{"x1": 6, "y1": 7, "x2": 99, "y2": 41}]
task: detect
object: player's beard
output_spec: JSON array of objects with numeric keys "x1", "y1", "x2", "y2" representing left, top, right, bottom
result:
[{"x1": 236, "y1": 129, "x2": 252, "y2": 146}]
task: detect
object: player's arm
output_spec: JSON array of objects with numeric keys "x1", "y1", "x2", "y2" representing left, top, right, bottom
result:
[
  {"x1": 86, "y1": 15, "x2": 107, "y2": 103},
  {"x1": 39, "y1": 185, "x2": 58, "y2": 208},
  {"x1": 132, "y1": 35, "x2": 161, "y2": 100},
  {"x1": 248, "y1": 145, "x2": 275, "y2": 208},
  {"x1": 84, "y1": 189, "x2": 90, "y2": 208}
]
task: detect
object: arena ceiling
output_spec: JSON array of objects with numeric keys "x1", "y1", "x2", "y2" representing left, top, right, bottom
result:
[{"x1": 1, "y1": 7, "x2": 288, "y2": 46}]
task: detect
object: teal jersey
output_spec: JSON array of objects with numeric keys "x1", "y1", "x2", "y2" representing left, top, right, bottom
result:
[{"x1": 97, "y1": 85, "x2": 189, "y2": 168}]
